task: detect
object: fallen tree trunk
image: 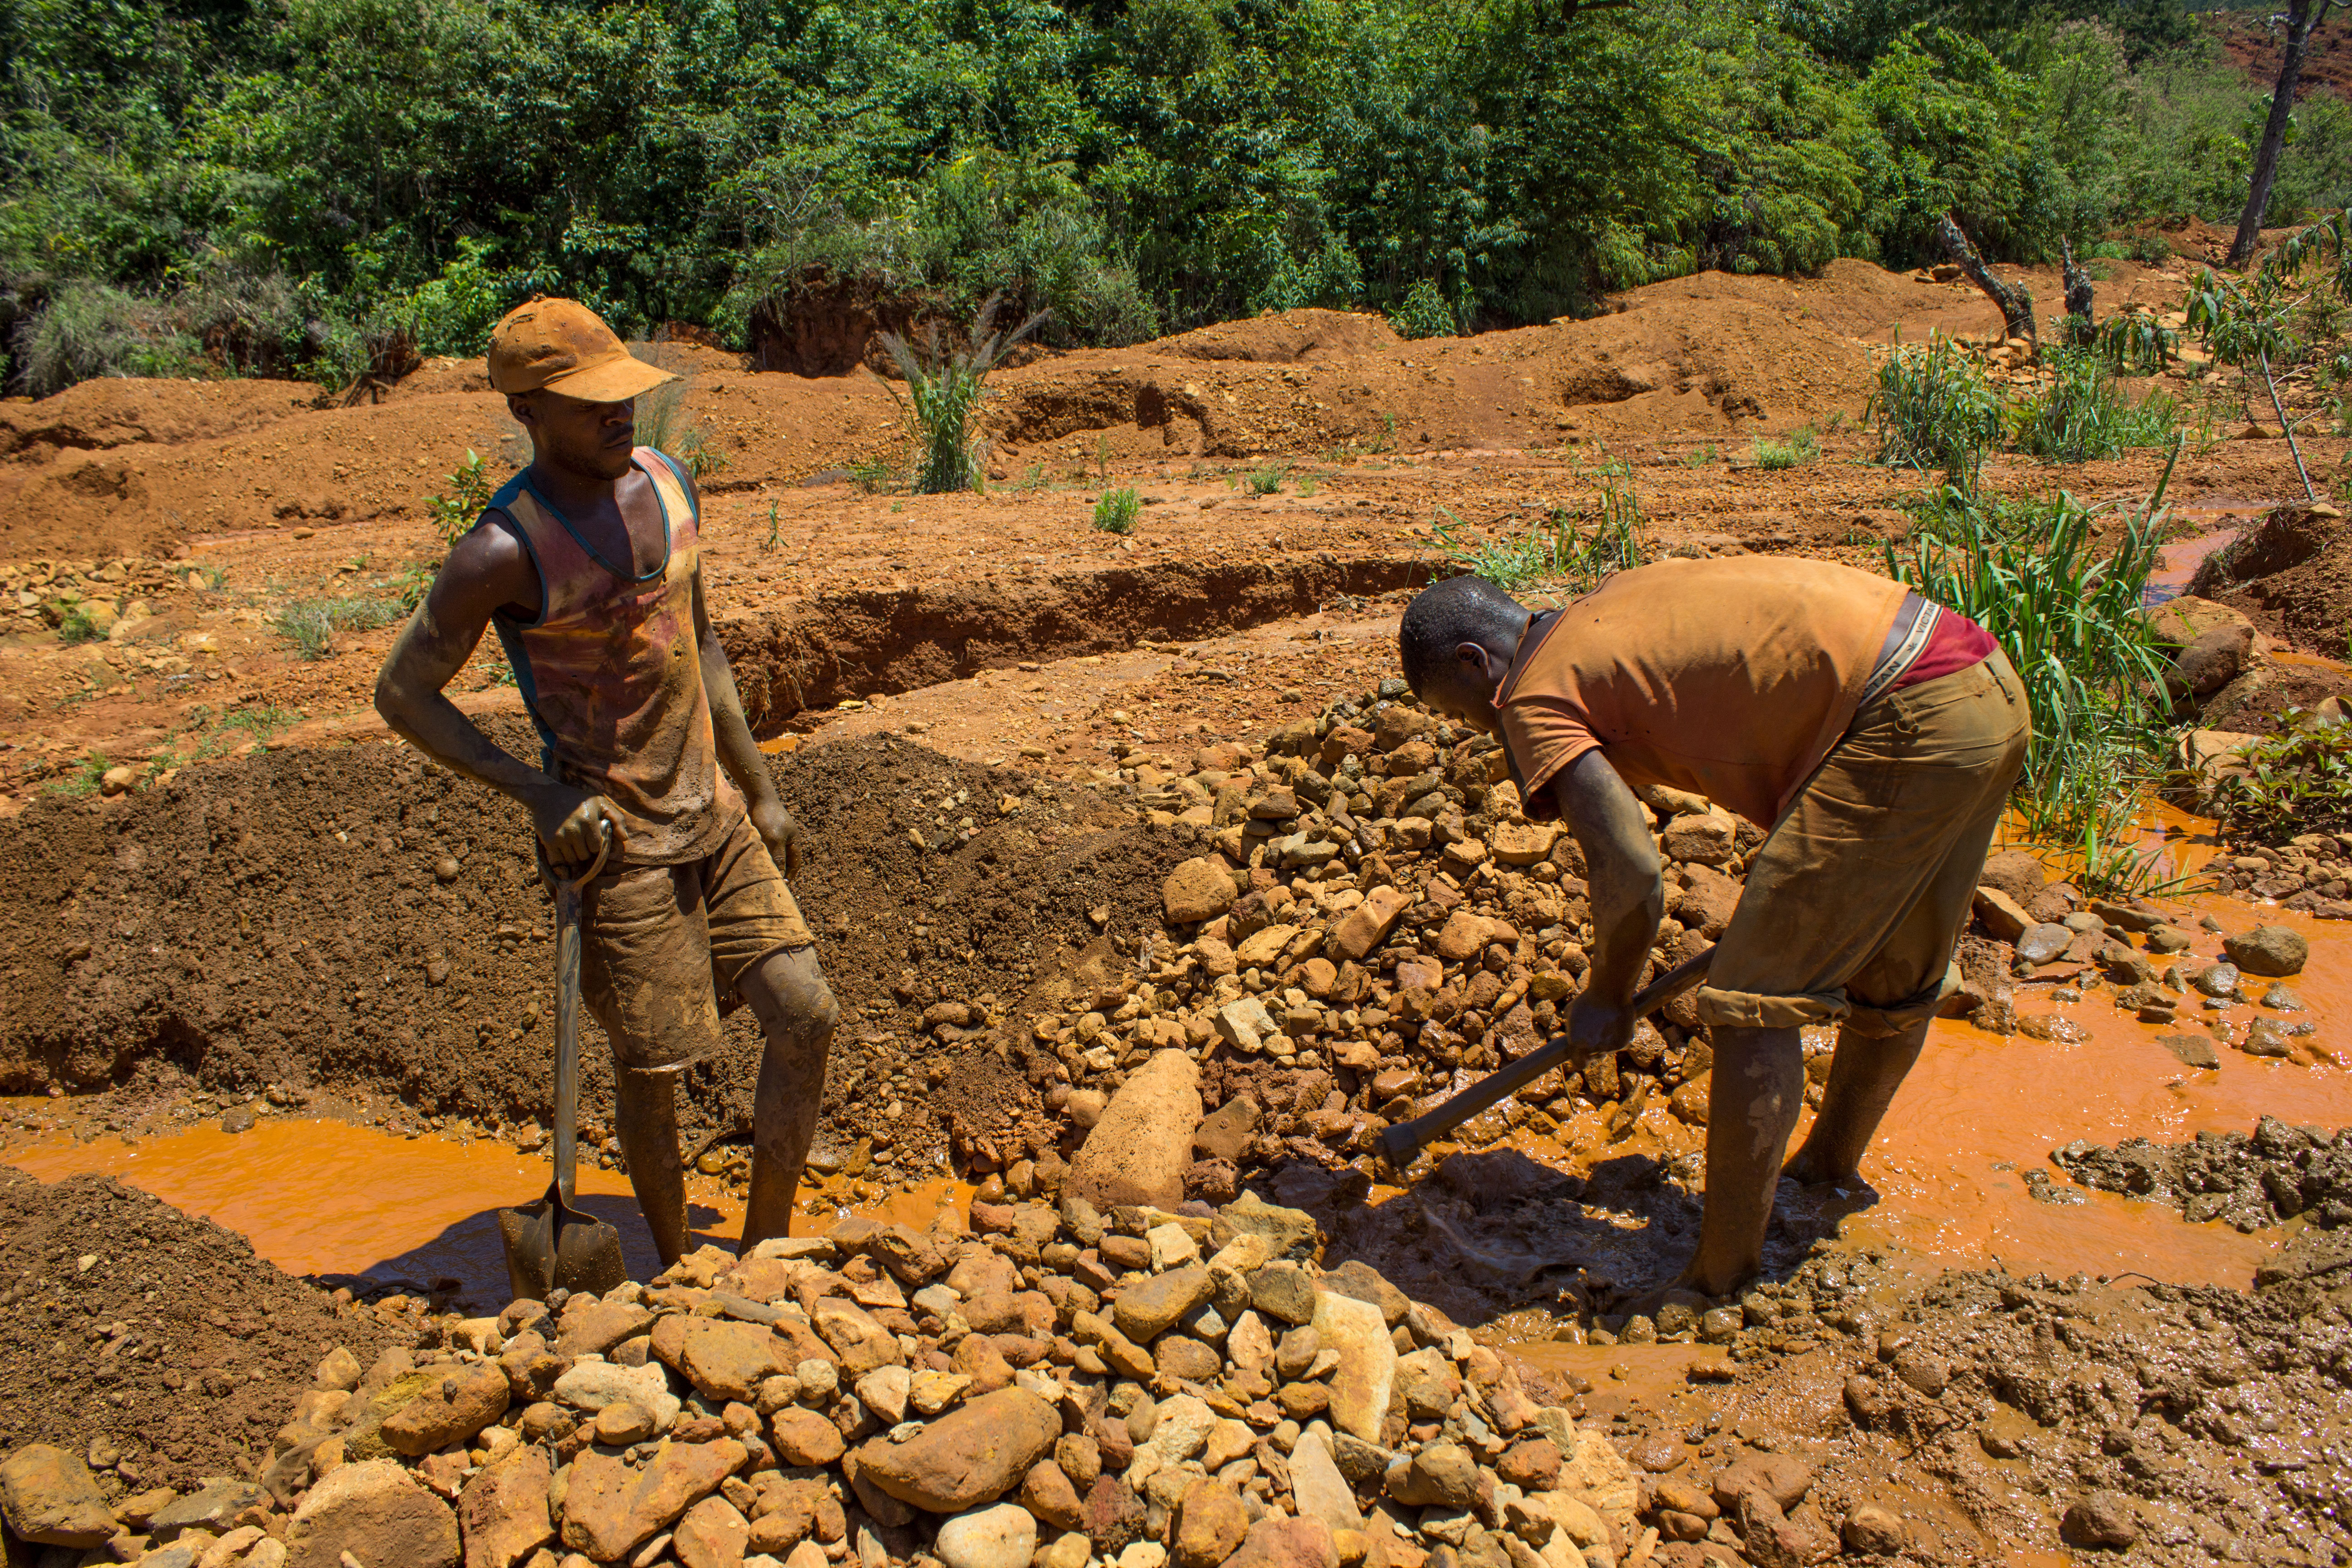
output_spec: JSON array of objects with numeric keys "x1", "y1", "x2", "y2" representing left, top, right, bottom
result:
[{"x1": 1940, "y1": 214, "x2": 2037, "y2": 355}]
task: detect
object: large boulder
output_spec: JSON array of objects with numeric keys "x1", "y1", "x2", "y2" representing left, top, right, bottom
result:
[
  {"x1": 2225, "y1": 924, "x2": 2308, "y2": 977},
  {"x1": 1977, "y1": 848, "x2": 2045, "y2": 907},
  {"x1": 853, "y1": 1387, "x2": 1063, "y2": 1514},
  {"x1": 1162, "y1": 859, "x2": 1237, "y2": 923},
  {"x1": 382, "y1": 1363, "x2": 511, "y2": 1456},
  {"x1": 0, "y1": 1444, "x2": 114, "y2": 1548},
  {"x1": 561, "y1": 1439, "x2": 748, "y2": 1562},
  {"x1": 1068, "y1": 1049, "x2": 1201, "y2": 1211},
  {"x1": 934, "y1": 1501, "x2": 1039, "y2": 1568},
  {"x1": 456, "y1": 1445, "x2": 554, "y2": 1568},
  {"x1": 1311, "y1": 1290, "x2": 1396, "y2": 1445},
  {"x1": 287, "y1": 1460, "x2": 460, "y2": 1568}
]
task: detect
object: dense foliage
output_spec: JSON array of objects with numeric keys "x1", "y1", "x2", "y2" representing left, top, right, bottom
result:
[{"x1": 0, "y1": 0, "x2": 2335, "y2": 392}]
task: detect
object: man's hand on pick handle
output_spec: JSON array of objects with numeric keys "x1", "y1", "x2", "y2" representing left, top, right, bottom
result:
[
  {"x1": 536, "y1": 790, "x2": 623, "y2": 872},
  {"x1": 750, "y1": 797, "x2": 804, "y2": 878},
  {"x1": 1563, "y1": 992, "x2": 1638, "y2": 1061}
]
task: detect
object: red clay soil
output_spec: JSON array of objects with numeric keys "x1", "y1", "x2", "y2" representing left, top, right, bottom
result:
[
  {"x1": 0, "y1": 257, "x2": 2177, "y2": 562},
  {"x1": 2211, "y1": 9, "x2": 2352, "y2": 103},
  {"x1": 0, "y1": 249, "x2": 2328, "y2": 807},
  {"x1": 0, "y1": 1167, "x2": 392, "y2": 1490}
]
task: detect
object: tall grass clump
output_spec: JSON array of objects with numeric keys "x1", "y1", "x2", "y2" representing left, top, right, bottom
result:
[
  {"x1": 1093, "y1": 487, "x2": 1140, "y2": 534},
  {"x1": 2010, "y1": 352, "x2": 2179, "y2": 462},
  {"x1": 878, "y1": 302, "x2": 1044, "y2": 495},
  {"x1": 274, "y1": 597, "x2": 409, "y2": 661},
  {"x1": 1868, "y1": 333, "x2": 2004, "y2": 490},
  {"x1": 635, "y1": 339, "x2": 730, "y2": 480},
  {"x1": 1885, "y1": 445, "x2": 2181, "y2": 893}
]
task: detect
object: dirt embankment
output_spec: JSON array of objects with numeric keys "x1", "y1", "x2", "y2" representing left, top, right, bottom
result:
[
  {"x1": 0, "y1": 255, "x2": 2184, "y2": 562},
  {"x1": 2190, "y1": 503, "x2": 2352, "y2": 661},
  {"x1": 0, "y1": 1169, "x2": 392, "y2": 1490},
  {"x1": 720, "y1": 554, "x2": 1431, "y2": 730},
  {"x1": 0, "y1": 734, "x2": 1195, "y2": 1173}
]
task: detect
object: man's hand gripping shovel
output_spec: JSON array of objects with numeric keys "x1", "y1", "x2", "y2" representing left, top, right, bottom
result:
[
  {"x1": 497, "y1": 823, "x2": 630, "y2": 1301},
  {"x1": 1370, "y1": 944, "x2": 1715, "y2": 1177}
]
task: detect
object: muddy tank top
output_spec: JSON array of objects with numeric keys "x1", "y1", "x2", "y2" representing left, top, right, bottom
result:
[{"x1": 487, "y1": 447, "x2": 741, "y2": 866}]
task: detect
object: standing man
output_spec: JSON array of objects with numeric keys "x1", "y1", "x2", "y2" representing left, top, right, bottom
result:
[
  {"x1": 376, "y1": 298, "x2": 838, "y2": 1265},
  {"x1": 1396, "y1": 559, "x2": 2028, "y2": 1297}
]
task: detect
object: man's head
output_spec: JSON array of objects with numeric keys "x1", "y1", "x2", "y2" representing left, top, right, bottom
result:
[
  {"x1": 1397, "y1": 575, "x2": 1531, "y2": 733},
  {"x1": 489, "y1": 299, "x2": 677, "y2": 482}
]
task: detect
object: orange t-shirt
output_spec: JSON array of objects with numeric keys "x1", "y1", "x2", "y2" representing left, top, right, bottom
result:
[{"x1": 1495, "y1": 557, "x2": 1909, "y2": 827}]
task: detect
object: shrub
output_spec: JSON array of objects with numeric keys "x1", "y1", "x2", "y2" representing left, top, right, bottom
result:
[
  {"x1": 424, "y1": 451, "x2": 498, "y2": 549},
  {"x1": 10, "y1": 280, "x2": 201, "y2": 396},
  {"x1": 2087, "y1": 311, "x2": 2178, "y2": 375},
  {"x1": 1387, "y1": 280, "x2": 1456, "y2": 341},
  {"x1": 54, "y1": 601, "x2": 102, "y2": 644},
  {"x1": 2210, "y1": 717, "x2": 2352, "y2": 846},
  {"x1": 877, "y1": 302, "x2": 1044, "y2": 495},
  {"x1": 1752, "y1": 427, "x2": 1821, "y2": 469},
  {"x1": 1248, "y1": 464, "x2": 1287, "y2": 496},
  {"x1": 1426, "y1": 476, "x2": 1646, "y2": 594},
  {"x1": 1093, "y1": 487, "x2": 1141, "y2": 534}
]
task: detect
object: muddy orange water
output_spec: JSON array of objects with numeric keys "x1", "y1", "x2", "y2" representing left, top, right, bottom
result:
[{"x1": 3, "y1": 1117, "x2": 970, "y2": 1312}]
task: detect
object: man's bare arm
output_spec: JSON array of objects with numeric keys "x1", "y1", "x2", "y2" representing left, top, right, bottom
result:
[
  {"x1": 1551, "y1": 749, "x2": 1665, "y2": 1058},
  {"x1": 373, "y1": 521, "x2": 620, "y2": 863},
  {"x1": 691, "y1": 564, "x2": 804, "y2": 875}
]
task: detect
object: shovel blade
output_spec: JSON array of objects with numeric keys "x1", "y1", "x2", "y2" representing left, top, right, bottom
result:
[{"x1": 496, "y1": 1183, "x2": 628, "y2": 1302}]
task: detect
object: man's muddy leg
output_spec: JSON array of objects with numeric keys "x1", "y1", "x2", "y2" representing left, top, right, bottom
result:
[
  {"x1": 1681, "y1": 1023, "x2": 1805, "y2": 1296},
  {"x1": 614, "y1": 1067, "x2": 688, "y2": 1266},
  {"x1": 738, "y1": 946, "x2": 839, "y2": 1251},
  {"x1": 1784, "y1": 1017, "x2": 1932, "y2": 1185}
]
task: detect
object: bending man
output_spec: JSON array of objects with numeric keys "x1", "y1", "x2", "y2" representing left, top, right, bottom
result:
[
  {"x1": 377, "y1": 298, "x2": 838, "y2": 1264},
  {"x1": 1398, "y1": 558, "x2": 2028, "y2": 1295}
]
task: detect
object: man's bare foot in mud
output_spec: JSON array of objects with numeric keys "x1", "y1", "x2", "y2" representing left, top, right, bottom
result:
[
  {"x1": 1604, "y1": 1264, "x2": 1741, "y2": 1318},
  {"x1": 1780, "y1": 1145, "x2": 1861, "y2": 1187}
]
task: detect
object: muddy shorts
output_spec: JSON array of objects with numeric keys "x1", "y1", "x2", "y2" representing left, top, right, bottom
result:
[
  {"x1": 568, "y1": 812, "x2": 816, "y2": 1074},
  {"x1": 1693, "y1": 650, "x2": 2030, "y2": 1036}
]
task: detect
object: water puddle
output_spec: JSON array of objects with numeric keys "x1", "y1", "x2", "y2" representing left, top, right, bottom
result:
[
  {"x1": 1, "y1": 1115, "x2": 970, "y2": 1312},
  {"x1": 2144, "y1": 508, "x2": 2258, "y2": 606}
]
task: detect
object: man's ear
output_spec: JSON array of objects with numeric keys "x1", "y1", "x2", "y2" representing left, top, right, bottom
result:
[
  {"x1": 506, "y1": 392, "x2": 537, "y2": 426},
  {"x1": 1453, "y1": 640, "x2": 1501, "y2": 685}
]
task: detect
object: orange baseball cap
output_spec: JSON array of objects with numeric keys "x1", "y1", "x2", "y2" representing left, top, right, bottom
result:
[{"x1": 487, "y1": 298, "x2": 678, "y2": 402}]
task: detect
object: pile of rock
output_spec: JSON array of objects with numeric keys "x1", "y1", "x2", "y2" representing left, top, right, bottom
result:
[
  {"x1": 2051, "y1": 1117, "x2": 2352, "y2": 1232},
  {"x1": 2, "y1": 1194, "x2": 1680, "y2": 1568},
  {"x1": 1023, "y1": 683, "x2": 1754, "y2": 1203},
  {"x1": 1970, "y1": 849, "x2": 2325, "y2": 1067}
]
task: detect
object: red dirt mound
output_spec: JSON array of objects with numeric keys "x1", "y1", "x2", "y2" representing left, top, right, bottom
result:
[
  {"x1": 0, "y1": 1167, "x2": 392, "y2": 1490},
  {"x1": 2192, "y1": 505, "x2": 2352, "y2": 657},
  {"x1": 0, "y1": 731, "x2": 1186, "y2": 1180},
  {"x1": 0, "y1": 377, "x2": 318, "y2": 458},
  {"x1": 1153, "y1": 308, "x2": 1407, "y2": 363}
]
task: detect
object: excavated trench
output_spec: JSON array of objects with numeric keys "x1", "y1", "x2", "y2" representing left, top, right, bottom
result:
[
  {"x1": 714, "y1": 554, "x2": 1428, "y2": 731},
  {"x1": 0, "y1": 723, "x2": 1191, "y2": 1167}
]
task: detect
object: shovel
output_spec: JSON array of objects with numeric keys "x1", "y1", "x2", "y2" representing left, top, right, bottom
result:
[
  {"x1": 1375, "y1": 944, "x2": 1715, "y2": 1172},
  {"x1": 497, "y1": 828, "x2": 629, "y2": 1302}
]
